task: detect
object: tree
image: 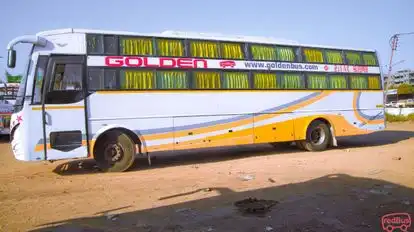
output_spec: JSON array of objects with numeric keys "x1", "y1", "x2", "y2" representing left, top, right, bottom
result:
[
  {"x1": 397, "y1": 83, "x2": 414, "y2": 95},
  {"x1": 4, "y1": 71, "x2": 22, "y2": 83}
]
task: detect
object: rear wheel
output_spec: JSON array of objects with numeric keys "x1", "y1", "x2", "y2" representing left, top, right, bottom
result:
[
  {"x1": 94, "y1": 130, "x2": 136, "y2": 172},
  {"x1": 299, "y1": 120, "x2": 331, "y2": 152}
]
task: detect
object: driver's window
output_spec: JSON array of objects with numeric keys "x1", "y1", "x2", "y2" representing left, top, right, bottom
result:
[
  {"x1": 32, "y1": 56, "x2": 49, "y2": 104},
  {"x1": 52, "y1": 64, "x2": 83, "y2": 91}
]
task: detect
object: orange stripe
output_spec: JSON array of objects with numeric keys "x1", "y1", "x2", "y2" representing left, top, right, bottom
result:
[
  {"x1": 144, "y1": 91, "x2": 332, "y2": 141},
  {"x1": 352, "y1": 92, "x2": 384, "y2": 125},
  {"x1": 145, "y1": 114, "x2": 371, "y2": 152}
]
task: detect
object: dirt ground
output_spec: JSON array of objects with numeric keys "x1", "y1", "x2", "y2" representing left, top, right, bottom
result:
[{"x1": 0, "y1": 122, "x2": 413, "y2": 232}]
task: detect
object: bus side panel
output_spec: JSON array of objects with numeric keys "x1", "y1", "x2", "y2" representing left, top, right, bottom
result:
[
  {"x1": 88, "y1": 117, "x2": 175, "y2": 154},
  {"x1": 292, "y1": 91, "x2": 385, "y2": 140},
  {"x1": 353, "y1": 91, "x2": 385, "y2": 130},
  {"x1": 253, "y1": 113, "x2": 295, "y2": 143},
  {"x1": 172, "y1": 115, "x2": 254, "y2": 150}
]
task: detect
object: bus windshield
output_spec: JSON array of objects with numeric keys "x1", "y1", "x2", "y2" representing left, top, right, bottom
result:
[{"x1": 13, "y1": 46, "x2": 34, "y2": 111}]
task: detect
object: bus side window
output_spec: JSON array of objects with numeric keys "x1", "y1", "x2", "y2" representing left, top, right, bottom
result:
[
  {"x1": 32, "y1": 56, "x2": 49, "y2": 104},
  {"x1": 52, "y1": 64, "x2": 83, "y2": 91},
  {"x1": 45, "y1": 63, "x2": 84, "y2": 104}
]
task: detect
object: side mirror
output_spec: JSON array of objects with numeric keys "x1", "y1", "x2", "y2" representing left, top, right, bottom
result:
[{"x1": 7, "y1": 49, "x2": 16, "y2": 68}]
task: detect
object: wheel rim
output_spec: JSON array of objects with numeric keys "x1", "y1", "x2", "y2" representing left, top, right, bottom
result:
[
  {"x1": 310, "y1": 126, "x2": 326, "y2": 145},
  {"x1": 103, "y1": 143, "x2": 124, "y2": 165}
]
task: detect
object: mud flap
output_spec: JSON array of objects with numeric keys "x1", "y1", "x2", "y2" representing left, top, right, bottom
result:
[{"x1": 330, "y1": 126, "x2": 337, "y2": 147}]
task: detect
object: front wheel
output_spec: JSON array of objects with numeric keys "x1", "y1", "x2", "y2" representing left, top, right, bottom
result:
[
  {"x1": 94, "y1": 130, "x2": 136, "y2": 172},
  {"x1": 298, "y1": 120, "x2": 331, "y2": 152}
]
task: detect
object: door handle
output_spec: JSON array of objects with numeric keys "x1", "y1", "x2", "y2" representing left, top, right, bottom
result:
[{"x1": 43, "y1": 111, "x2": 51, "y2": 125}]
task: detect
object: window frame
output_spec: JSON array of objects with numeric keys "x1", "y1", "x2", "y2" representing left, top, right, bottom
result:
[
  {"x1": 86, "y1": 34, "x2": 119, "y2": 55},
  {"x1": 42, "y1": 55, "x2": 86, "y2": 105},
  {"x1": 31, "y1": 55, "x2": 50, "y2": 105}
]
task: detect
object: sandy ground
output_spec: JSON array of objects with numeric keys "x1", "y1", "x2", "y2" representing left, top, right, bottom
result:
[{"x1": 0, "y1": 122, "x2": 413, "y2": 232}]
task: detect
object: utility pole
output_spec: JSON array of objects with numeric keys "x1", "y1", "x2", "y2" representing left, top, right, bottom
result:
[{"x1": 384, "y1": 32, "x2": 414, "y2": 104}]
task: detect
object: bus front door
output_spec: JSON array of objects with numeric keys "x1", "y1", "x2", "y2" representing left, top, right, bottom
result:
[{"x1": 41, "y1": 55, "x2": 89, "y2": 161}]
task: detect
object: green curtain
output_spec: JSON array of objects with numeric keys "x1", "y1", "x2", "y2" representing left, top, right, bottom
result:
[
  {"x1": 329, "y1": 75, "x2": 347, "y2": 89},
  {"x1": 253, "y1": 73, "x2": 278, "y2": 89},
  {"x1": 156, "y1": 71, "x2": 188, "y2": 89},
  {"x1": 121, "y1": 37, "x2": 154, "y2": 56},
  {"x1": 303, "y1": 48, "x2": 324, "y2": 63},
  {"x1": 281, "y1": 73, "x2": 303, "y2": 89},
  {"x1": 194, "y1": 71, "x2": 221, "y2": 89},
  {"x1": 121, "y1": 70, "x2": 154, "y2": 89},
  {"x1": 223, "y1": 72, "x2": 249, "y2": 89},
  {"x1": 157, "y1": 39, "x2": 184, "y2": 57},
  {"x1": 363, "y1": 53, "x2": 377, "y2": 66},
  {"x1": 346, "y1": 52, "x2": 362, "y2": 65},
  {"x1": 368, "y1": 75, "x2": 381, "y2": 89},
  {"x1": 221, "y1": 43, "x2": 244, "y2": 59},
  {"x1": 251, "y1": 45, "x2": 277, "y2": 60},
  {"x1": 276, "y1": 47, "x2": 295, "y2": 61},
  {"x1": 350, "y1": 75, "x2": 368, "y2": 89},
  {"x1": 190, "y1": 41, "x2": 219, "y2": 58},
  {"x1": 308, "y1": 74, "x2": 327, "y2": 89},
  {"x1": 325, "y1": 50, "x2": 343, "y2": 64}
]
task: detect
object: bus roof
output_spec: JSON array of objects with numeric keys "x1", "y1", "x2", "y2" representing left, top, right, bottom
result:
[{"x1": 35, "y1": 28, "x2": 376, "y2": 52}]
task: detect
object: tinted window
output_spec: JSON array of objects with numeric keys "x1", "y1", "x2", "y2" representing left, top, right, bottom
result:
[
  {"x1": 88, "y1": 68, "x2": 117, "y2": 90},
  {"x1": 52, "y1": 64, "x2": 83, "y2": 91},
  {"x1": 32, "y1": 56, "x2": 49, "y2": 104}
]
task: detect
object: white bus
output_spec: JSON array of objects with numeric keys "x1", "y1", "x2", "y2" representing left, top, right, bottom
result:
[{"x1": 6, "y1": 28, "x2": 385, "y2": 172}]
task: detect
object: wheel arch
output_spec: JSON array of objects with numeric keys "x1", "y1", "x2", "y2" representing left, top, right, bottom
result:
[
  {"x1": 90, "y1": 124, "x2": 146, "y2": 158},
  {"x1": 296, "y1": 116, "x2": 337, "y2": 143},
  {"x1": 305, "y1": 117, "x2": 336, "y2": 147}
]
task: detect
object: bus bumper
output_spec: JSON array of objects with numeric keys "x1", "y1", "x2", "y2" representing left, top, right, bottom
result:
[{"x1": 10, "y1": 125, "x2": 26, "y2": 161}]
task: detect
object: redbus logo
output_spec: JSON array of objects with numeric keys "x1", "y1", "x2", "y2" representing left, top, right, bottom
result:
[
  {"x1": 381, "y1": 213, "x2": 411, "y2": 232},
  {"x1": 105, "y1": 56, "x2": 208, "y2": 69}
]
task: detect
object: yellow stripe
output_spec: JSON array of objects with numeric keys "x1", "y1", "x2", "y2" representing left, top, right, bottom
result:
[{"x1": 32, "y1": 106, "x2": 85, "y2": 111}]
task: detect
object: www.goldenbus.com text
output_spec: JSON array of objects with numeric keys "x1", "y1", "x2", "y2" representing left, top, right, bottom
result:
[{"x1": 244, "y1": 61, "x2": 319, "y2": 71}]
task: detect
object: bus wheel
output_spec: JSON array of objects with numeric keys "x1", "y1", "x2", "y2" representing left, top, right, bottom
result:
[
  {"x1": 94, "y1": 130, "x2": 136, "y2": 172},
  {"x1": 299, "y1": 120, "x2": 331, "y2": 152}
]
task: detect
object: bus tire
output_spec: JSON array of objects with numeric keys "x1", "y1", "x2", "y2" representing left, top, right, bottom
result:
[
  {"x1": 94, "y1": 130, "x2": 136, "y2": 172},
  {"x1": 299, "y1": 120, "x2": 331, "y2": 152}
]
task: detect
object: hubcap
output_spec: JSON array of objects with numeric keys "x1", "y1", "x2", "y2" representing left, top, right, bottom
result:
[
  {"x1": 104, "y1": 143, "x2": 124, "y2": 163},
  {"x1": 310, "y1": 126, "x2": 326, "y2": 145}
]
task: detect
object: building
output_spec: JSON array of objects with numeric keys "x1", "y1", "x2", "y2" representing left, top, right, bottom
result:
[{"x1": 390, "y1": 69, "x2": 414, "y2": 85}]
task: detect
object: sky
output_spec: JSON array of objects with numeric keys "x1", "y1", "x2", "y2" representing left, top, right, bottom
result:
[{"x1": 0, "y1": 0, "x2": 413, "y2": 79}]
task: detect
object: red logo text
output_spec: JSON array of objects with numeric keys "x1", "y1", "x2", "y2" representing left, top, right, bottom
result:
[
  {"x1": 381, "y1": 213, "x2": 411, "y2": 232},
  {"x1": 105, "y1": 56, "x2": 208, "y2": 69}
]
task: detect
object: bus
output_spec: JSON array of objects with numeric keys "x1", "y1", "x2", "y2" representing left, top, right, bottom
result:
[
  {"x1": 6, "y1": 28, "x2": 385, "y2": 172},
  {"x1": 0, "y1": 83, "x2": 18, "y2": 136}
]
